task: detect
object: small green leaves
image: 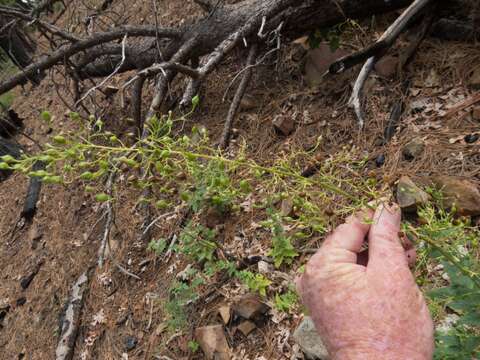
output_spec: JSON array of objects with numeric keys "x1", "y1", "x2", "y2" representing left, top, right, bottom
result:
[
  {"x1": 53, "y1": 135, "x2": 67, "y2": 144},
  {"x1": 0, "y1": 154, "x2": 16, "y2": 163},
  {"x1": 119, "y1": 156, "x2": 138, "y2": 167},
  {"x1": 237, "y1": 271, "x2": 271, "y2": 297},
  {"x1": 0, "y1": 162, "x2": 11, "y2": 170},
  {"x1": 68, "y1": 112, "x2": 80, "y2": 121},
  {"x1": 95, "y1": 193, "x2": 112, "y2": 202},
  {"x1": 274, "y1": 290, "x2": 298, "y2": 312},
  {"x1": 43, "y1": 175, "x2": 63, "y2": 184},
  {"x1": 80, "y1": 171, "x2": 94, "y2": 180},
  {"x1": 40, "y1": 110, "x2": 52, "y2": 123},
  {"x1": 147, "y1": 238, "x2": 167, "y2": 255},
  {"x1": 191, "y1": 94, "x2": 200, "y2": 110}
]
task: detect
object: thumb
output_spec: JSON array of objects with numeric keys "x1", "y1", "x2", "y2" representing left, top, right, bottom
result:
[{"x1": 368, "y1": 203, "x2": 407, "y2": 268}]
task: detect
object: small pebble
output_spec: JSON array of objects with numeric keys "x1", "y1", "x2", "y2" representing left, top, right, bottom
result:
[
  {"x1": 124, "y1": 336, "x2": 138, "y2": 351},
  {"x1": 375, "y1": 154, "x2": 385, "y2": 167},
  {"x1": 16, "y1": 297, "x2": 26, "y2": 307},
  {"x1": 464, "y1": 134, "x2": 479, "y2": 144}
]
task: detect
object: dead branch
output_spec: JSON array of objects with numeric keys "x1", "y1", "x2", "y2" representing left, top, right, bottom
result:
[
  {"x1": 219, "y1": 43, "x2": 258, "y2": 149},
  {"x1": 348, "y1": 0, "x2": 433, "y2": 127},
  {"x1": 330, "y1": 0, "x2": 432, "y2": 74},
  {"x1": 56, "y1": 270, "x2": 91, "y2": 360},
  {"x1": 97, "y1": 171, "x2": 115, "y2": 268},
  {"x1": 0, "y1": 25, "x2": 181, "y2": 95},
  {"x1": 0, "y1": 6, "x2": 80, "y2": 42}
]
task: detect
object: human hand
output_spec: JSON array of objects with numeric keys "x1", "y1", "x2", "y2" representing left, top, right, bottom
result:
[{"x1": 296, "y1": 203, "x2": 434, "y2": 360}]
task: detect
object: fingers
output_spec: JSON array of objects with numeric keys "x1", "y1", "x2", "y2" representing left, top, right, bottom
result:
[
  {"x1": 323, "y1": 209, "x2": 374, "y2": 253},
  {"x1": 368, "y1": 203, "x2": 407, "y2": 266}
]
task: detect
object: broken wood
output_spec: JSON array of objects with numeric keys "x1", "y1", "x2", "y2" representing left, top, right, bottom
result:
[
  {"x1": 56, "y1": 270, "x2": 91, "y2": 360},
  {"x1": 21, "y1": 161, "x2": 45, "y2": 221},
  {"x1": 348, "y1": 0, "x2": 433, "y2": 127},
  {"x1": 219, "y1": 43, "x2": 258, "y2": 149}
]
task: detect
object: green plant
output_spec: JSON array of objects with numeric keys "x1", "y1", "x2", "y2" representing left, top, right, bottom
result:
[
  {"x1": 407, "y1": 205, "x2": 480, "y2": 360},
  {"x1": 274, "y1": 289, "x2": 298, "y2": 312},
  {"x1": 237, "y1": 270, "x2": 272, "y2": 297},
  {"x1": 262, "y1": 210, "x2": 298, "y2": 268},
  {"x1": 147, "y1": 238, "x2": 167, "y2": 255},
  {"x1": 164, "y1": 277, "x2": 204, "y2": 331},
  {"x1": 179, "y1": 222, "x2": 217, "y2": 263},
  {"x1": 187, "y1": 340, "x2": 200, "y2": 353}
]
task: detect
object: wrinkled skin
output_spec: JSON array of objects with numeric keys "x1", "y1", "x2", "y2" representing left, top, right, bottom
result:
[{"x1": 297, "y1": 204, "x2": 434, "y2": 360}]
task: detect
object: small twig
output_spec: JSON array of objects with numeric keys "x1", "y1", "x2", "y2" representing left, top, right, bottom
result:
[
  {"x1": 75, "y1": 34, "x2": 128, "y2": 107},
  {"x1": 140, "y1": 211, "x2": 176, "y2": 240},
  {"x1": 219, "y1": 43, "x2": 258, "y2": 149},
  {"x1": 164, "y1": 234, "x2": 178, "y2": 262},
  {"x1": 115, "y1": 263, "x2": 141, "y2": 280},
  {"x1": 348, "y1": 57, "x2": 375, "y2": 128},
  {"x1": 97, "y1": 172, "x2": 116, "y2": 268}
]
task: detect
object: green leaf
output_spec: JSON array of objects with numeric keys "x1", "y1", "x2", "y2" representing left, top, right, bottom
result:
[
  {"x1": 95, "y1": 193, "x2": 112, "y2": 202},
  {"x1": 53, "y1": 135, "x2": 67, "y2": 144},
  {"x1": 40, "y1": 110, "x2": 51, "y2": 123},
  {"x1": 191, "y1": 94, "x2": 200, "y2": 109},
  {"x1": 0, "y1": 162, "x2": 11, "y2": 170}
]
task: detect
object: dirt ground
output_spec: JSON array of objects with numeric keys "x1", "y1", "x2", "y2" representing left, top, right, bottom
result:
[{"x1": 1, "y1": 1, "x2": 480, "y2": 359}]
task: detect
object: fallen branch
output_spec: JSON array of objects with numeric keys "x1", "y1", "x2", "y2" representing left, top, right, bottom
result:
[
  {"x1": 348, "y1": 57, "x2": 376, "y2": 128},
  {"x1": 330, "y1": 0, "x2": 432, "y2": 74},
  {"x1": 97, "y1": 172, "x2": 116, "y2": 268},
  {"x1": 348, "y1": 0, "x2": 433, "y2": 127},
  {"x1": 219, "y1": 43, "x2": 258, "y2": 149},
  {"x1": 56, "y1": 270, "x2": 91, "y2": 360},
  {"x1": 21, "y1": 161, "x2": 45, "y2": 221},
  {"x1": 0, "y1": 25, "x2": 181, "y2": 95}
]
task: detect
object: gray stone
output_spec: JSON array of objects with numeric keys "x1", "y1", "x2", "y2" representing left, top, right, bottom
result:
[
  {"x1": 402, "y1": 137, "x2": 425, "y2": 160},
  {"x1": 273, "y1": 114, "x2": 295, "y2": 136},
  {"x1": 293, "y1": 316, "x2": 330, "y2": 360},
  {"x1": 396, "y1": 176, "x2": 431, "y2": 211}
]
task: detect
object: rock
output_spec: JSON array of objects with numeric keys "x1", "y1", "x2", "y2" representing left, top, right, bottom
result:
[
  {"x1": 432, "y1": 176, "x2": 480, "y2": 216},
  {"x1": 304, "y1": 44, "x2": 349, "y2": 86},
  {"x1": 28, "y1": 223, "x2": 43, "y2": 250},
  {"x1": 194, "y1": 325, "x2": 231, "y2": 360},
  {"x1": 280, "y1": 198, "x2": 294, "y2": 217},
  {"x1": 235, "y1": 320, "x2": 256, "y2": 336},
  {"x1": 240, "y1": 94, "x2": 258, "y2": 111},
  {"x1": 293, "y1": 317, "x2": 329, "y2": 360},
  {"x1": 374, "y1": 56, "x2": 398, "y2": 78},
  {"x1": 409, "y1": 98, "x2": 429, "y2": 113},
  {"x1": 257, "y1": 260, "x2": 274, "y2": 275},
  {"x1": 103, "y1": 85, "x2": 119, "y2": 98},
  {"x1": 402, "y1": 137, "x2": 425, "y2": 160},
  {"x1": 232, "y1": 294, "x2": 269, "y2": 320},
  {"x1": 217, "y1": 305, "x2": 231, "y2": 324},
  {"x1": 436, "y1": 314, "x2": 460, "y2": 334},
  {"x1": 469, "y1": 67, "x2": 480, "y2": 89},
  {"x1": 273, "y1": 114, "x2": 295, "y2": 136},
  {"x1": 424, "y1": 69, "x2": 441, "y2": 88},
  {"x1": 464, "y1": 134, "x2": 479, "y2": 144},
  {"x1": 15, "y1": 297, "x2": 26, "y2": 307},
  {"x1": 375, "y1": 154, "x2": 385, "y2": 167},
  {"x1": 472, "y1": 106, "x2": 480, "y2": 121},
  {"x1": 396, "y1": 176, "x2": 431, "y2": 211},
  {"x1": 124, "y1": 336, "x2": 137, "y2": 351}
]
